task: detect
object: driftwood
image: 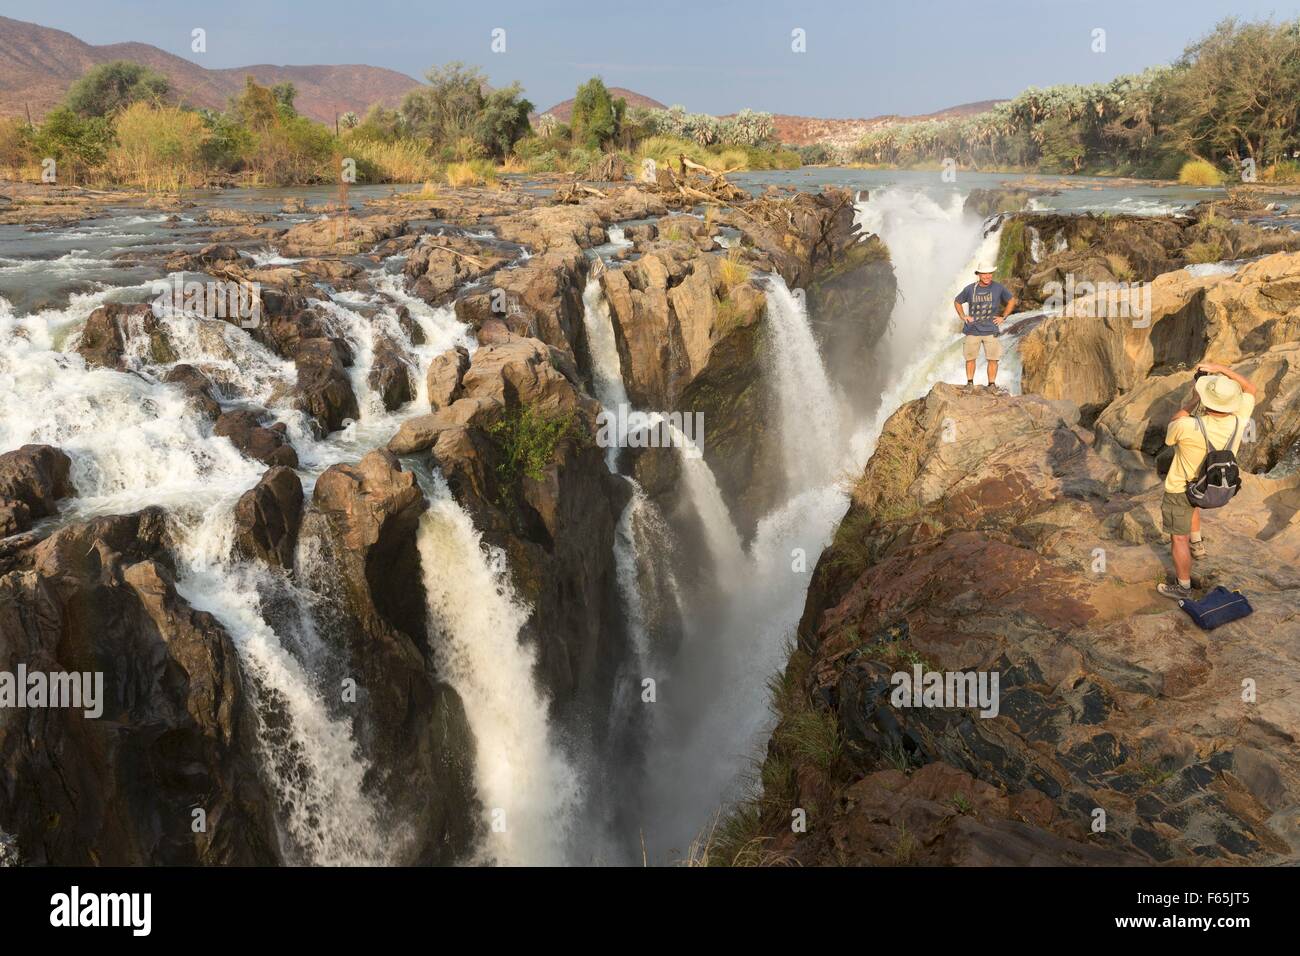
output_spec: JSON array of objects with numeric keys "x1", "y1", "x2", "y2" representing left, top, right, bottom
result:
[
  {"x1": 644, "y1": 154, "x2": 748, "y2": 207},
  {"x1": 554, "y1": 180, "x2": 607, "y2": 204},
  {"x1": 586, "y1": 153, "x2": 627, "y2": 182}
]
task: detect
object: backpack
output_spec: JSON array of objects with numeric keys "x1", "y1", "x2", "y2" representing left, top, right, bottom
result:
[{"x1": 1185, "y1": 416, "x2": 1241, "y2": 509}]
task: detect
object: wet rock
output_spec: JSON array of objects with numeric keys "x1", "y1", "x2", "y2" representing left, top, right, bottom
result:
[
  {"x1": 234, "y1": 466, "x2": 303, "y2": 568},
  {"x1": 74, "y1": 302, "x2": 154, "y2": 370},
  {"x1": 290, "y1": 338, "x2": 360, "y2": 435},
  {"x1": 163, "y1": 364, "x2": 223, "y2": 421},
  {"x1": 369, "y1": 336, "x2": 416, "y2": 411},
  {"x1": 0, "y1": 509, "x2": 280, "y2": 864},
  {"x1": 213, "y1": 410, "x2": 299, "y2": 468},
  {"x1": 277, "y1": 213, "x2": 408, "y2": 258},
  {"x1": 0, "y1": 444, "x2": 74, "y2": 535},
  {"x1": 427, "y1": 345, "x2": 470, "y2": 410},
  {"x1": 301, "y1": 450, "x2": 477, "y2": 862}
]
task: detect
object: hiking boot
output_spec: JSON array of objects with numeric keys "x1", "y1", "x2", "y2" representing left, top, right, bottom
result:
[
  {"x1": 1190, "y1": 537, "x2": 1207, "y2": 560},
  {"x1": 986, "y1": 384, "x2": 1008, "y2": 396},
  {"x1": 1157, "y1": 581, "x2": 1195, "y2": 601},
  {"x1": 963, "y1": 381, "x2": 977, "y2": 394}
]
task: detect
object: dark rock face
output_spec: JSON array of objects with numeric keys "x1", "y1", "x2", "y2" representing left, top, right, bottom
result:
[
  {"x1": 369, "y1": 337, "x2": 416, "y2": 412},
  {"x1": 0, "y1": 444, "x2": 74, "y2": 536},
  {"x1": 74, "y1": 302, "x2": 154, "y2": 370},
  {"x1": 388, "y1": 338, "x2": 626, "y2": 719},
  {"x1": 291, "y1": 338, "x2": 360, "y2": 435},
  {"x1": 405, "y1": 235, "x2": 511, "y2": 306},
  {"x1": 299, "y1": 451, "x2": 478, "y2": 863},
  {"x1": 0, "y1": 510, "x2": 280, "y2": 865},
  {"x1": 747, "y1": 384, "x2": 1300, "y2": 866},
  {"x1": 213, "y1": 410, "x2": 299, "y2": 468},
  {"x1": 234, "y1": 466, "x2": 303, "y2": 568},
  {"x1": 163, "y1": 364, "x2": 223, "y2": 422}
]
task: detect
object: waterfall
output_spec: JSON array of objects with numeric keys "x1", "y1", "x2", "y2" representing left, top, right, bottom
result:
[
  {"x1": 642, "y1": 185, "x2": 1002, "y2": 859},
  {"x1": 0, "y1": 249, "x2": 523, "y2": 865},
  {"x1": 761, "y1": 274, "x2": 842, "y2": 489},
  {"x1": 850, "y1": 187, "x2": 1006, "y2": 460},
  {"x1": 415, "y1": 471, "x2": 581, "y2": 866}
]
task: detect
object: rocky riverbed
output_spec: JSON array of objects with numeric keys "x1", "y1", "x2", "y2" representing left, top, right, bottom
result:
[{"x1": 2, "y1": 170, "x2": 1298, "y2": 866}]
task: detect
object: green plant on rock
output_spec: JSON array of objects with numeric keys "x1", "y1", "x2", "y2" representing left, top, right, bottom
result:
[{"x1": 486, "y1": 404, "x2": 578, "y2": 502}]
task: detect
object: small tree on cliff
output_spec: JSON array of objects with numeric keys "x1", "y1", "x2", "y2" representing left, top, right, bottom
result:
[{"x1": 570, "y1": 78, "x2": 625, "y2": 150}]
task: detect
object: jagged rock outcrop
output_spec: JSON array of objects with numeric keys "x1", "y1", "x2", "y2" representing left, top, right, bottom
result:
[
  {"x1": 1000, "y1": 210, "x2": 1300, "y2": 310},
  {"x1": 0, "y1": 444, "x2": 74, "y2": 537},
  {"x1": 427, "y1": 346, "x2": 470, "y2": 410},
  {"x1": 291, "y1": 338, "x2": 360, "y2": 434},
  {"x1": 455, "y1": 249, "x2": 592, "y2": 370},
  {"x1": 277, "y1": 213, "x2": 408, "y2": 258},
  {"x1": 739, "y1": 384, "x2": 1300, "y2": 866},
  {"x1": 298, "y1": 450, "x2": 477, "y2": 863},
  {"x1": 1021, "y1": 250, "x2": 1300, "y2": 440},
  {"x1": 404, "y1": 235, "x2": 512, "y2": 305},
  {"x1": 234, "y1": 465, "x2": 303, "y2": 568},
  {"x1": 387, "y1": 336, "x2": 627, "y2": 716},
  {"x1": 0, "y1": 510, "x2": 280, "y2": 864},
  {"x1": 213, "y1": 410, "x2": 299, "y2": 468}
]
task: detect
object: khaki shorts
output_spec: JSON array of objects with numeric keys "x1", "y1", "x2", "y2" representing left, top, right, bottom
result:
[
  {"x1": 1161, "y1": 490, "x2": 1195, "y2": 536},
  {"x1": 962, "y1": 334, "x2": 1002, "y2": 361}
]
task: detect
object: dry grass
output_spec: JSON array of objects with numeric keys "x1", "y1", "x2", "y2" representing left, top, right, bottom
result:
[{"x1": 445, "y1": 159, "x2": 498, "y2": 188}]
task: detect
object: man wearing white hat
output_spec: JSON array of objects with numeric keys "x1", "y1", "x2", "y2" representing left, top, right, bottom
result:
[
  {"x1": 1157, "y1": 362, "x2": 1257, "y2": 600},
  {"x1": 954, "y1": 265, "x2": 1016, "y2": 394}
]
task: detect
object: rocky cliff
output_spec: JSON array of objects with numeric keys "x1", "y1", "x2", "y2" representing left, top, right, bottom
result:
[{"x1": 727, "y1": 244, "x2": 1300, "y2": 867}]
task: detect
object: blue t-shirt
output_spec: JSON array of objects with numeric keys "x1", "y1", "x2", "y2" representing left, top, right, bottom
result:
[{"x1": 956, "y1": 281, "x2": 1013, "y2": 335}]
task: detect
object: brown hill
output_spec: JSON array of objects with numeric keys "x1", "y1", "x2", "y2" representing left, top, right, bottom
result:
[
  {"x1": 772, "y1": 100, "x2": 1007, "y2": 148},
  {"x1": 0, "y1": 15, "x2": 420, "y2": 124},
  {"x1": 541, "y1": 87, "x2": 665, "y2": 122}
]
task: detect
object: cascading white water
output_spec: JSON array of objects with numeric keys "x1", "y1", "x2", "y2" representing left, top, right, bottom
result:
[
  {"x1": 641, "y1": 186, "x2": 1002, "y2": 859},
  {"x1": 0, "y1": 250, "x2": 513, "y2": 864},
  {"x1": 761, "y1": 275, "x2": 842, "y2": 489},
  {"x1": 850, "y1": 188, "x2": 1006, "y2": 460},
  {"x1": 415, "y1": 471, "x2": 581, "y2": 866}
]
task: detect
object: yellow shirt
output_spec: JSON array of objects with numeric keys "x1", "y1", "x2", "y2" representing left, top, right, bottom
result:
[{"x1": 1164, "y1": 394, "x2": 1255, "y2": 494}]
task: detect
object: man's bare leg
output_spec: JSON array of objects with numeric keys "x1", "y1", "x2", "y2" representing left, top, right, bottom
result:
[
  {"x1": 987, "y1": 360, "x2": 999, "y2": 386},
  {"x1": 1190, "y1": 507, "x2": 1205, "y2": 559},
  {"x1": 1171, "y1": 533, "x2": 1192, "y2": 586},
  {"x1": 966, "y1": 359, "x2": 976, "y2": 382}
]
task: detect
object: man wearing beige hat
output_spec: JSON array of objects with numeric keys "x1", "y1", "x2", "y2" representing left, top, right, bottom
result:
[
  {"x1": 1158, "y1": 362, "x2": 1257, "y2": 600},
  {"x1": 954, "y1": 265, "x2": 1016, "y2": 395}
]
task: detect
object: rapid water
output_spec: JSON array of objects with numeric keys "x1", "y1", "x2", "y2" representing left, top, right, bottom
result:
[
  {"x1": 0, "y1": 232, "x2": 565, "y2": 865},
  {"x1": 415, "y1": 470, "x2": 581, "y2": 866}
]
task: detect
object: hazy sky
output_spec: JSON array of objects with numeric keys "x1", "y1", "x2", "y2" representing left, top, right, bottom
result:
[{"x1": 4, "y1": 0, "x2": 1299, "y2": 116}]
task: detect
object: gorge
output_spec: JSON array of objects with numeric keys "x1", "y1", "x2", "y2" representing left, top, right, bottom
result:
[{"x1": 2, "y1": 170, "x2": 1299, "y2": 867}]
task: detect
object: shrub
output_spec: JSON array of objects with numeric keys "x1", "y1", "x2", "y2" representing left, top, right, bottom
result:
[
  {"x1": 1179, "y1": 158, "x2": 1222, "y2": 186},
  {"x1": 342, "y1": 136, "x2": 438, "y2": 183},
  {"x1": 107, "y1": 102, "x2": 208, "y2": 191},
  {"x1": 486, "y1": 404, "x2": 578, "y2": 503},
  {"x1": 445, "y1": 159, "x2": 497, "y2": 187}
]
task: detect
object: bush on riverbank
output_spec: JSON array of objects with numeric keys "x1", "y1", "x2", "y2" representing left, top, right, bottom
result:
[{"x1": 1178, "y1": 159, "x2": 1223, "y2": 186}]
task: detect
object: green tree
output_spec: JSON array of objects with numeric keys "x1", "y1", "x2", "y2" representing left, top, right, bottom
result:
[
  {"x1": 63, "y1": 61, "x2": 170, "y2": 118},
  {"x1": 473, "y1": 83, "x2": 534, "y2": 158},
  {"x1": 401, "y1": 62, "x2": 487, "y2": 148},
  {"x1": 570, "y1": 77, "x2": 622, "y2": 149}
]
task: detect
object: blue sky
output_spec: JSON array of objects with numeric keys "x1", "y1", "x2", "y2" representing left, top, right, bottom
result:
[{"x1": 4, "y1": 0, "x2": 1299, "y2": 116}]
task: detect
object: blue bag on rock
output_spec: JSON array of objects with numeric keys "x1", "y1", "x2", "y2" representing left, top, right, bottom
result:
[{"x1": 1178, "y1": 586, "x2": 1253, "y2": 630}]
